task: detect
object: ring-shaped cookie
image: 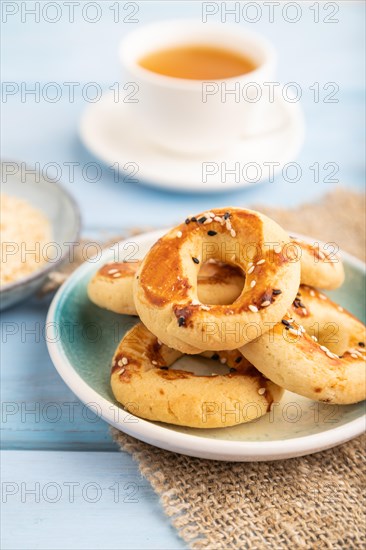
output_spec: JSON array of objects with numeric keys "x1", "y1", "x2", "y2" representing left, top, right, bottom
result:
[
  {"x1": 291, "y1": 237, "x2": 344, "y2": 290},
  {"x1": 111, "y1": 323, "x2": 284, "y2": 428},
  {"x1": 240, "y1": 285, "x2": 366, "y2": 404},
  {"x1": 134, "y1": 208, "x2": 301, "y2": 353}
]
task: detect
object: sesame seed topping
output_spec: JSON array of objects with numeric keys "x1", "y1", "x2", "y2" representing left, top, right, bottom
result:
[
  {"x1": 192, "y1": 257, "x2": 200, "y2": 264},
  {"x1": 288, "y1": 328, "x2": 301, "y2": 336},
  {"x1": 320, "y1": 345, "x2": 329, "y2": 353},
  {"x1": 326, "y1": 350, "x2": 338, "y2": 359},
  {"x1": 201, "y1": 305, "x2": 210, "y2": 311},
  {"x1": 198, "y1": 216, "x2": 206, "y2": 224},
  {"x1": 256, "y1": 259, "x2": 266, "y2": 265},
  {"x1": 204, "y1": 218, "x2": 213, "y2": 225},
  {"x1": 250, "y1": 280, "x2": 256, "y2": 288},
  {"x1": 185, "y1": 218, "x2": 190, "y2": 224},
  {"x1": 319, "y1": 294, "x2": 327, "y2": 300},
  {"x1": 220, "y1": 357, "x2": 227, "y2": 364},
  {"x1": 152, "y1": 360, "x2": 158, "y2": 365},
  {"x1": 261, "y1": 300, "x2": 271, "y2": 307},
  {"x1": 282, "y1": 319, "x2": 291, "y2": 327},
  {"x1": 191, "y1": 217, "x2": 197, "y2": 222},
  {"x1": 157, "y1": 339, "x2": 162, "y2": 346},
  {"x1": 212, "y1": 353, "x2": 219, "y2": 360},
  {"x1": 112, "y1": 272, "x2": 122, "y2": 278},
  {"x1": 207, "y1": 230, "x2": 217, "y2": 236},
  {"x1": 117, "y1": 368, "x2": 125, "y2": 375},
  {"x1": 249, "y1": 304, "x2": 258, "y2": 313},
  {"x1": 117, "y1": 360, "x2": 123, "y2": 367},
  {"x1": 107, "y1": 268, "x2": 118, "y2": 274},
  {"x1": 225, "y1": 220, "x2": 232, "y2": 231},
  {"x1": 230, "y1": 229, "x2": 236, "y2": 238},
  {"x1": 214, "y1": 216, "x2": 222, "y2": 223},
  {"x1": 178, "y1": 316, "x2": 186, "y2": 327},
  {"x1": 223, "y1": 212, "x2": 230, "y2": 220},
  {"x1": 176, "y1": 231, "x2": 182, "y2": 238},
  {"x1": 272, "y1": 289, "x2": 282, "y2": 295},
  {"x1": 235, "y1": 356, "x2": 242, "y2": 363},
  {"x1": 121, "y1": 357, "x2": 128, "y2": 365},
  {"x1": 350, "y1": 353, "x2": 358, "y2": 359},
  {"x1": 358, "y1": 342, "x2": 365, "y2": 347},
  {"x1": 311, "y1": 335, "x2": 318, "y2": 342},
  {"x1": 258, "y1": 388, "x2": 266, "y2": 395},
  {"x1": 247, "y1": 265, "x2": 255, "y2": 275},
  {"x1": 309, "y1": 290, "x2": 315, "y2": 297}
]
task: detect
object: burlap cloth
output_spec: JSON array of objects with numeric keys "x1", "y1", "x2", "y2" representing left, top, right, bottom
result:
[{"x1": 46, "y1": 188, "x2": 366, "y2": 549}]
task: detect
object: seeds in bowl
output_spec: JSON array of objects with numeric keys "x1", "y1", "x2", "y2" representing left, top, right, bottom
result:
[{"x1": 0, "y1": 193, "x2": 52, "y2": 286}]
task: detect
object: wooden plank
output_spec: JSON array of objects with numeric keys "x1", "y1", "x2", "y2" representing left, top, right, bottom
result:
[{"x1": 1, "y1": 451, "x2": 186, "y2": 550}]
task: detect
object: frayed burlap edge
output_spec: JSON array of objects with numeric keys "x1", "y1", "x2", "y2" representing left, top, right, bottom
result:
[{"x1": 112, "y1": 428, "x2": 365, "y2": 549}]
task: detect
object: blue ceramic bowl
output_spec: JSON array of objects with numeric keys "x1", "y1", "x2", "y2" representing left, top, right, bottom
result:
[{"x1": 0, "y1": 162, "x2": 80, "y2": 310}]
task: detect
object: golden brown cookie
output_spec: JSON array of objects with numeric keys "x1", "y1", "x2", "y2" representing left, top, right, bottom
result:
[
  {"x1": 134, "y1": 208, "x2": 301, "y2": 353},
  {"x1": 240, "y1": 286, "x2": 366, "y2": 404},
  {"x1": 111, "y1": 323, "x2": 284, "y2": 428}
]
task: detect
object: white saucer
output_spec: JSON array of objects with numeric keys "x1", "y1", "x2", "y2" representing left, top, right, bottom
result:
[{"x1": 79, "y1": 91, "x2": 305, "y2": 193}]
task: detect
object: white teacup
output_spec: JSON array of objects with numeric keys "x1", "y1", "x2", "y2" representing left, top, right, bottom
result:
[{"x1": 119, "y1": 20, "x2": 277, "y2": 155}]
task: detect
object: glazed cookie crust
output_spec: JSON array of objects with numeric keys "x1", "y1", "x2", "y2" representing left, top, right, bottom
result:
[
  {"x1": 111, "y1": 323, "x2": 284, "y2": 428},
  {"x1": 240, "y1": 286, "x2": 366, "y2": 404},
  {"x1": 134, "y1": 208, "x2": 301, "y2": 353}
]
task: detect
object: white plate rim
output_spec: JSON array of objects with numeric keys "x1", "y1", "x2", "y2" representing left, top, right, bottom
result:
[
  {"x1": 46, "y1": 229, "x2": 366, "y2": 461},
  {"x1": 79, "y1": 90, "x2": 305, "y2": 193}
]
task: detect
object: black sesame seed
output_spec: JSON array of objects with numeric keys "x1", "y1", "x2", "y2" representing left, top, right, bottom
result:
[
  {"x1": 178, "y1": 316, "x2": 186, "y2": 327},
  {"x1": 272, "y1": 289, "x2": 282, "y2": 295},
  {"x1": 293, "y1": 301, "x2": 300, "y2": 308},
  {"x1": 198, "y1": 216, "x2": 207, "y2": 224},
  {"x1": 191, "y1": 217, "x2": 197, "y2": 222},
  {"x1": 185, "y1": 218, "x2": 190, "y2": 224},
  {"x1": 235, "y1": 356, "x2": 242, "y2": 363},
  {"x1": 192, "y1": 257, "x2": 200, "y2": 264},
  {"x1": 212, "y1": 353, "x2": 219, "y2": 360},
  {"x1": 229, "y1": 368, "x2": 236, "y2": 373},
  {"x1": 223, "y1": 212, "x2": 230, "y2": 220},
  {"x1": 298, "y1": 301, "x2": 306, "y2": 308},
  {"x1": 282, "y1": 319, "x2": 291, "y2": 327},
  {"x1": 160, "y1": 366, "x2": 169, "y2": 370},
  {"x1": 297, "y1": 292, "x2": 302, "y2": 296},
  {"x1": 358, "y1": 342, "x2": 365, "y2": 347},
  {"x1": 207, "y1": 230, "x2": 217, "y2": 236}
]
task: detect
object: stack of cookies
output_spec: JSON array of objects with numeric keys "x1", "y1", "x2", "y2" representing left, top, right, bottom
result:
[{"x1": 88, "y1": 208, "x2": 366, "y2": 429}]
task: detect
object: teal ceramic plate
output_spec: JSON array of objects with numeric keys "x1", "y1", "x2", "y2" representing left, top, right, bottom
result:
[{"x1": 47, "y1": 230, "x2": 366, "y2": 461}]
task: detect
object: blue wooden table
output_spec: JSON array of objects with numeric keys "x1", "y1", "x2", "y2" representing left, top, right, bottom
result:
[{"x1": 1, "y1": 2, "x2": 365, "y2": 549}]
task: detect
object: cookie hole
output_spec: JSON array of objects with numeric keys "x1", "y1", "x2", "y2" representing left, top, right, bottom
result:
[
  {"x1": 171, "y1": 356, "x2": 230, "y2": 376},
  {"x1": 197, "y1": 261, "x2": 245, "y2": 306}
]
